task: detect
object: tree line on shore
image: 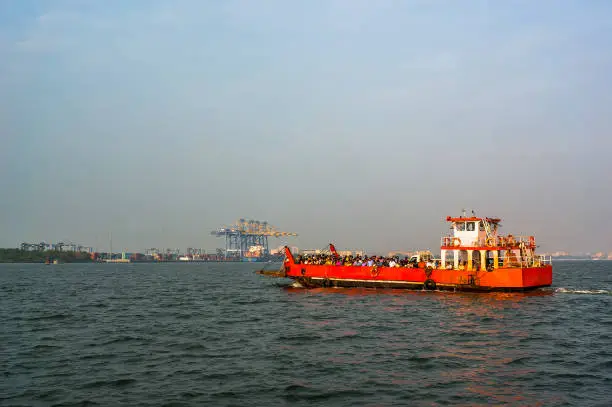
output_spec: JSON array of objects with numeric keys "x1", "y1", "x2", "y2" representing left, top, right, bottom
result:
[{"x1": 0, "y1": 249, "x2": 93, "y2": 263}]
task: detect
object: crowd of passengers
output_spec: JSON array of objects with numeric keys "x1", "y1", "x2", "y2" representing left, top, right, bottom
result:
[
  {"x1": 295, "y1": 253, "x2": 441, "y2": 268},
  {"x1": 294, "y1": 253, "x2": 497, "y2": 270}
]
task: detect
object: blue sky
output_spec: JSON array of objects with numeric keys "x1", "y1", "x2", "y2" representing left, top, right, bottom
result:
[{"x1": 1, "y1": 0, "x2": 611, "y2": 254}]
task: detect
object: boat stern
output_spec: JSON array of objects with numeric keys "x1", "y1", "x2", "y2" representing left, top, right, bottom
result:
[{"x1": 522, "y1": 265, "x2": 553, "y2": 289}]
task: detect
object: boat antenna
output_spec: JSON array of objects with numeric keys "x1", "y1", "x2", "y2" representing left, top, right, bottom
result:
[
  {"x1": 462, "y1": 208, "x2": 466, "y2": 218},
  {"x1": 471, "y1": 209, "x2": 476, "y2": 217}
]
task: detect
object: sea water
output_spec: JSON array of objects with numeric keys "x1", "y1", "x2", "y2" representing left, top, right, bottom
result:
[{"x1": 1, "y1": 261, "x2": 611, "y2": 406}]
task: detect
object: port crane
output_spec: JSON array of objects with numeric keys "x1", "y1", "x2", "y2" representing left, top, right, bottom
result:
[{"x1": 211, "y1": 219, "x2": 297, "y2": 260}]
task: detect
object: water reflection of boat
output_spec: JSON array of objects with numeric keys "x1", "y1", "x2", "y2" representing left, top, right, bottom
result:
[
  {"x1": 267, "y1": 212, "x2": 553, "y2": 292},
  {"x1": 282, "y1": 286, "x2": 554, "y2": 299}
]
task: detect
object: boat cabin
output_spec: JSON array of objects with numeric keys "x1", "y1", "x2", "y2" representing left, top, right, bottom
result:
[{"x1": 440, "y1": 214, "x2": 539, "y2": 271}]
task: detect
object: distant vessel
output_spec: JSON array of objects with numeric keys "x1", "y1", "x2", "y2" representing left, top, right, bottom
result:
[
  {"x1": 269, "y1": 213, "x2": 553, "y2": 292},
  {"x1": 105, "y1": 232, "x2": 130, "y2": 263},
  {"x1": 106, "y1": 251, "x2": 131, "y2": 263},
  {"x1": 106, "y1": 257, "x2": 131, "y2": 263}
]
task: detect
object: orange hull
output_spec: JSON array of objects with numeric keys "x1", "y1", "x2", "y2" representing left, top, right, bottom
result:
[{"x1": 284, "y1": 263, "x2": 552, "y2": 292}]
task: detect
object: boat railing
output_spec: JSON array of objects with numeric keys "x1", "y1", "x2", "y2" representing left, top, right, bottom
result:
[
  {"x1": 440, "y1": 254, "x2": 551, "y2": 270},
  {"x1": 538, "y1": 255, "x2": 553, "y2": 265},
  {"x1": 441, "y1": 235, "x2": 537, "y2": 248},
  {"x1": 498, "y1": 254, "x2": 552, "y2": 268}
]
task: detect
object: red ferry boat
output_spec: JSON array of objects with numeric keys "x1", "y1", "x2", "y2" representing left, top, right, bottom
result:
[{"x1": 278, "y1": 214, "x2": 552, "y2": 292}]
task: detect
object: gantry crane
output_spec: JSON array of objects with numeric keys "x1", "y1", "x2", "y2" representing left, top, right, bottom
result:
[{"x1": 211, "y1": 219, "x2": 297, "y2": 260}]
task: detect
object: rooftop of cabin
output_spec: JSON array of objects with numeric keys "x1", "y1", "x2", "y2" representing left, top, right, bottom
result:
[{"x1": 446, "y1": 216, "x2": 501, "y2": 224}]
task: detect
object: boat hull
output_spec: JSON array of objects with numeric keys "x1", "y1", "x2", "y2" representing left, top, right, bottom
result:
[{"x1": 285, "y1": 264, "x2": 552, "y2": 292}]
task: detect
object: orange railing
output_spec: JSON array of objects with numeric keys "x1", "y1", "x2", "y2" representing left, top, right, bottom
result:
[{"x1": 441, "y1": 235, "x2": 538, "y2": 249}]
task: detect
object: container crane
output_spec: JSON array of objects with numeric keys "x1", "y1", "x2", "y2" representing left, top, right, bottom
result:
[{"x1": 211, "y1": 219, "x2": 297, "y2": 261}]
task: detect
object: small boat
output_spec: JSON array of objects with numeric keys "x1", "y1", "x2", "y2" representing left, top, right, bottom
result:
[
  {"x1": 271, "y1": 213, "x2": 552, "y2": 292},
  {"x1": 256, "y1": 268, "x2": 286, "y2": 277}
]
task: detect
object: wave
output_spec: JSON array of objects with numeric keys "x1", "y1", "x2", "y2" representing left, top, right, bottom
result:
[
  {"x1": 98, "y1": 335, "x2": 142, "y2": 346},
  {"x1": 81, "y1": 378, "x2": 136, "y2": 389},
  {"x1": 278, "y1": 333, "x2": 323, "y2": 341},
  {"x1": 554, "y1": 288, "x2": 611, "y2": 295},
  {"x1": 46, "y1": 400, "x2": 101, "y2": 407},
  {"x1": 25, "y1": 313, "x2": 71, "y2": 321}
]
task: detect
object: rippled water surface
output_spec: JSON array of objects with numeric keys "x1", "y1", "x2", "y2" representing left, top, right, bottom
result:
[{"x1": 1, "y1": 261, "x2": 611, "y2": 406}]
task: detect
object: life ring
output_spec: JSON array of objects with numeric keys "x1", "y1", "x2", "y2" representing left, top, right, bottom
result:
[
  {"x1": 424, "y1": 279, "x2": 437, "y2": 290},
  {"x1": 529, "y1": 236, "x2": 535, "y2": 248},
  {"x1": 485, "y1": 237, "x2": 494, "y2": 247},
  {"x1": 371, "y1": 266, "x2": 380, "y2": 277},
  {"x1": 443, "y1": 237, "x2": 451, "y2": 246},
  {"x1": 452, "y1": 237, "x2": 461, "y2": 247}
]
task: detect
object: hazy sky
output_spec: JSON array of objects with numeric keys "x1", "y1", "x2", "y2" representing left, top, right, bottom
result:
[{"x1": 1, "y1": 0, "x2": 611, "y2": 254}]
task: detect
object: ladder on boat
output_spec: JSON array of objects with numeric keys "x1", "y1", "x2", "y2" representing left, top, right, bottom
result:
[{"x1": 482, "y1": 218, "x2": 493, "y2": 240}]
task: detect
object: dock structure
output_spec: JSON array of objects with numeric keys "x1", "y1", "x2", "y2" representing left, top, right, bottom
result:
[{"x1": 211, "y1": 219, "x2": 297, "y2": 261}]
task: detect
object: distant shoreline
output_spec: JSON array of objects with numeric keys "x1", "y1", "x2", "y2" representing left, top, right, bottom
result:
[
  {"x1": 0, "y1": 257, "x2": 282, "y2": 264},
  {"x1": 0, "y1": 260, "x2": 282, "y2": 264},
  {"x1": 0, "y1": 248, "x2": 284, "y2": 264},
  {"x1": 1, "y1": 258, "x2": 609, "y2": 264}
]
